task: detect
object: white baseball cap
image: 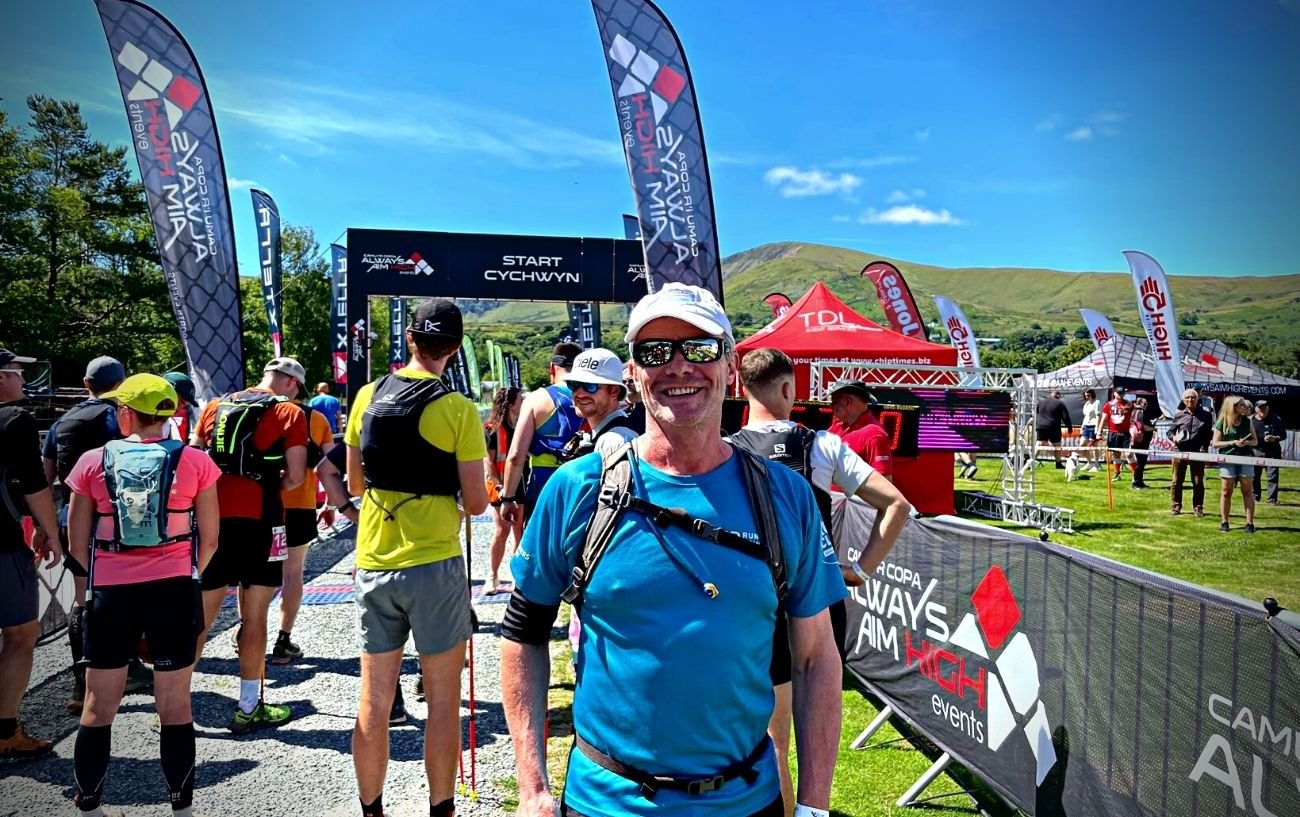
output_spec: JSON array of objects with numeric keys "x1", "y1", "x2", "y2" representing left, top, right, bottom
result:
[
  {"x1": 264, "y1": 356, "x2": 307, "y2": 383},
  {"x1": 566, "y1": 348, "x2": 625, "y2": 387},
  {"x1": 624, "y1": 283, "x2": 732, "y2": 343}
]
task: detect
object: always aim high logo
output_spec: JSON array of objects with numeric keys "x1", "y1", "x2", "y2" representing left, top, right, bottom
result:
[{"x1": 852, "y1": 561, "x2": 1058, "y2": 787}]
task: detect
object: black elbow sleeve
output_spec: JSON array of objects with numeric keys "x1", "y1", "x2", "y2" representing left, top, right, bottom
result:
[{"x1": 500, "y1": 590, "x2": 560, "y2": 645}]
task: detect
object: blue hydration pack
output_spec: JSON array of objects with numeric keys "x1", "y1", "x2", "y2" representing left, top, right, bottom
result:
[{"x1": 100, "y1": 439, "x2": 189, "y2": 549}]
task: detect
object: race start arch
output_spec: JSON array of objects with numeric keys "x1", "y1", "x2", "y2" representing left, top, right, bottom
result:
[{"x1": 345, "y1": 228, "x2": 648, "y2": 403}]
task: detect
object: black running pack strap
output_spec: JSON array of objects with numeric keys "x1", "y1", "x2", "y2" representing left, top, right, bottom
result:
[
  {"x1": 0, "y1": 465, "x2": 22, "y2": 523},
  {"x1": 560, "y1": 442, "x2": 787, "y2": 610},
  {"x1": 574, "y1": 734, "x2": 768, "y2": 800}
]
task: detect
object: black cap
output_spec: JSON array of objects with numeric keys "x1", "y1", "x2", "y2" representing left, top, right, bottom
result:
[
  {"x1": 829, "y1": 379, "x2": 878, "y2": 405},
  {"x1": 0, "y1": 349, "x2": 36, "y2": 368},
  {"x1": 409, "y1": 299, "x2": 463, "y2": 342}
]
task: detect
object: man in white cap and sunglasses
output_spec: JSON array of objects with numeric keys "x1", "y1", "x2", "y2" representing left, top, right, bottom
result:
[
  {"x1": 502, "y1": 284, "x2": 845, "y2": 817},
  {"x1": 560, "y1": 348, "x2": 638, "y2": 461}
]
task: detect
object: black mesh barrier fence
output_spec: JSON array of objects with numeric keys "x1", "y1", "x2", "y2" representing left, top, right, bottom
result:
[{"x1": 834, "y1": 498, "x2": 1300, "y2": 816}]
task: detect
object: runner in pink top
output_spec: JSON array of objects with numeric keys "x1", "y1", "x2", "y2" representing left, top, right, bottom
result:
[
  {"x1": 66, "y1": 436, "x2": 219, "y2": 586},
  {"x1": 65, "y1": 373, "x2": 220, "y2": 817}
]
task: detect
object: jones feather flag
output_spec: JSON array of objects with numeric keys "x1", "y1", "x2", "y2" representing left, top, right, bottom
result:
[
  {"x1": 763, "y1": 293, "x2": 792, "y2": 319},
  {"x1": 862, "y1": 261, "x2": 929, "y2": 340},
  {"x1": 934, "y1": 296, "x2": 981, "y2": 385},
  {"x1": 330, "y1": 244, "x2": 347, "y2": 384},
  {"x1": 1080, "y1": 308, "x2": 1117, "y2": 350},
  {"x1": 592, "y1": 0, "x2": 723, "y2": 302},
  {"x1": 250, "y1": 189, "x2": 282, "y2": 357},
  {"x1": 388, "y1": 299, "x2": 406, "y2": 373},
  {"x1": 95, "y1": 0, "x2": 243, "y2": 401},
  {"x1": 1124, "y1": 250, "x2": 1185, "y2": 418}
]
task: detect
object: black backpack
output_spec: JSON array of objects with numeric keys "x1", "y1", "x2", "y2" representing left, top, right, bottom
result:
[
  {"x1": 208, "y1": 391, "x2": 288, "y2": 479},
  {"x1": 558, "y1": 414, "x2": 638, "y2": 463},
  {"x1": 55, "y1": 398, "x2": 121, "y2": 500},
  {"x1": 728, "y1": 424, "x2": 833, "y2": 536},
  {"x1": 560, "y1": 442, "x2": 787, "y2": 611}
]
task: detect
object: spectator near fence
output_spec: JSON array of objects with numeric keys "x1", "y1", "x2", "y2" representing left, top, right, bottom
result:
[
  {"x1": 1210, "y1": 396, "x2": 1258, "y2": 533},
  {"x1": 1129, "y1": 396, "x2": 1154, "y2": 490},
  {"x1": 1101, "y1": 389, "x2": 1133, "y2": 481},
  {"x1": 1035, "y1": 389, "x2": 1073, "y2": 469},
  {"x1": 1078, "y1": 388, "x2": 1102, "y2": 471},
  {"x1": 1168, "y1": 388, "x2": 1213, "y2": 516},
  {"x1": 1250, "y1": 400, "x2": 1285, "y2": 505}
]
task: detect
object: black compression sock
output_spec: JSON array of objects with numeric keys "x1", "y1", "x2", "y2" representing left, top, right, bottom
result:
[
  {"x1": 69, "y1": 605, "x2": 86, "y2": 674},
  {"x1": 0, "y1": 718, "x2": 16, "y2": 740},
  {"x1": 430, "y1": 797, "x2": 455, "y2": 816},
  {"x1": 159, "y1": 722, "x2": 196, "y2": 811},
  {"x1": 74, "y1": 723, "x2": 112, "y2": 811},
  {"x1": 360, "y1": 794, "x2": 383, "y2": 817},
  {"x1": 277, "y1": 630, "x2": 291, "y2": 643}
]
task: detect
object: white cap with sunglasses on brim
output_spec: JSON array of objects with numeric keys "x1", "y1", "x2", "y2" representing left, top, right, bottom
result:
[
  {"x1": 567, "y1": 348, "x2": 626, "y2": 388},
  {"x1": 624, "y1": 283, "x2": 733, "y2": 343}
]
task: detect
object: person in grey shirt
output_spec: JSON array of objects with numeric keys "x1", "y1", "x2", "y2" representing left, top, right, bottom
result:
[{"x1": 1249, "y1": 400, "x2": 1286, "y2": 504}]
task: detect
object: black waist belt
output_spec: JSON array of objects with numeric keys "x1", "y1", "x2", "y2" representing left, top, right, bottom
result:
[
  {"x1": 574, "y1": 734, "x2": 768, "y2": 800},
  {"x1": 94, "y1": 536, "x2": 189, "y2": 552}
]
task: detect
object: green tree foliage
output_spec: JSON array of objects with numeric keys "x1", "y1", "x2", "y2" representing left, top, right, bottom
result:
[
  {"x1": 242, "y1": 223, "x2": 333, "y2": 385},
  {"x1": 0, "y1": 96, "x2": 183, "y2": 378}
]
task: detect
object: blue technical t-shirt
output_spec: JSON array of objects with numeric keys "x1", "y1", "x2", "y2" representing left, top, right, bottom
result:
[
  {"x1": 512, "y1": 447, "x2": 846, "y2": 816},
  {"x1": 308, "y1": 393, "x2": 342, "y2": 433}
]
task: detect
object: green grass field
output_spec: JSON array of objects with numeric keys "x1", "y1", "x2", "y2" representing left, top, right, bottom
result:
[{"x1": 509, "y1": 457, "x2": 1297, "y2": 816}]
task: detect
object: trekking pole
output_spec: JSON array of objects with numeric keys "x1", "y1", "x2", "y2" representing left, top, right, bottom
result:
[
  {"x1": 1105, "y1": 447, "x2": 1114, "y2": 511},
  {"x1": 457, "y1": 725, "x2": 466, "y2": 794},
  {"x1": 468, "y1": 634, "x2": 478, "y2": 800}
]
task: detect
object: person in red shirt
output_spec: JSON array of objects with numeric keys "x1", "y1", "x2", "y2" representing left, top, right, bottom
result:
[
  {"x1": 827, "y1": 380, "x2": 893, "y2": 481},
  {"x1": 1100, "y1": 388, "x2": 1134, "y2": 481},
  {"x1": 193, "y1": 357, "x2": 308, "y2": 734}
]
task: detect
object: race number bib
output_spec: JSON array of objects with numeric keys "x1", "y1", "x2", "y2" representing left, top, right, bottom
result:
[{"x1": 268, "y1": 525, "x2": 288, "y2": 562}]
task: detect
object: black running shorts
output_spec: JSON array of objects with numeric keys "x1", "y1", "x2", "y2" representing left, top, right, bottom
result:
[
  {"x1": 200, "y1": 518, "x2": 283, "y2": 591},
  {"x1": 284, "y1": 507, "x2": 317, "y2": 549},
  {"x1": 84, "y1": 576, "x2": 201, "y2": 672}
]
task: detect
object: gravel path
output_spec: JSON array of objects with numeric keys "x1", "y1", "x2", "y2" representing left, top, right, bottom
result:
[{"x1": 2, "y1": 517, "x2": 522, "y2": 817}]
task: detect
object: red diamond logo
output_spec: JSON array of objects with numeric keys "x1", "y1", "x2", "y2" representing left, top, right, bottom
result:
[
  {"x1": 971, "y1": 565, "x2": 1020, "y2": 650},
  {"x1": 165, "y1": 76, "x2": 201, "y2": 111},
  {"x1": 410, "y1": 252, "x2": 423, "y2": 263},
  {"x1": 653, "y1": 67, "x2": 686, "y2": 104}
]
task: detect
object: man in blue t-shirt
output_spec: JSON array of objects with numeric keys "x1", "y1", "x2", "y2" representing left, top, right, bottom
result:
[
  {"x1": 308, "y1": 381, "x2": 343, "y2": 434},
  {"x1": 502, "y1": 285, "x2": 846, "y2": 817}
]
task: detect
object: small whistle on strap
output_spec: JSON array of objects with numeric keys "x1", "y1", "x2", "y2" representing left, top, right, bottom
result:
[{"x1": 703, "y1": 582, "x2": 720, "y2": 599}]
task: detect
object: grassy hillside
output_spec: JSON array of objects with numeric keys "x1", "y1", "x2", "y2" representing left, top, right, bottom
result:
[{"x1": 463, "y1": 241, "x2": 1300, "y2": 386}]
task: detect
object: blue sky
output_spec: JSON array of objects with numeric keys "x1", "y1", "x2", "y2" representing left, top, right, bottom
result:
[{"x1": 2, "y1": 0, "x2": 1298, "y2": 279}]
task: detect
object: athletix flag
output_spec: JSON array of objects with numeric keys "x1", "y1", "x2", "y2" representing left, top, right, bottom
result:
[
  {"x1": 1124, "y1": 250, "x2": 1185, "y2": 418},
  {"x1": 96, "y1": 0, "x2": 243, "y2": 401},
  {"x1": 1079, "y1": 309, "x2": 1116, "y2": 351},
  {"x1": 863, "y1": 261, "x2": 929, "y2": 340},
  {"x1": 451, "y1": 347, "x2": 472, "y2": 397},
  {"x1": 461, "y1": 336, "x2": 481, "y2": 402},
  {"x1": 388, "y1": 299, "x2": 406, "y2": 373},
  {"x1": 507, "y1": 354, "x2": 521, "y2": 388},
  {"x1": 593, "y1": 0, "x2": 723, "y2": 302},
  {"x1": 934, "y1": 295, "x2": 981, "y2": 386},
  {"x1": 330, "y1": 244, "x2": 347, "y2": 384},
  {"x1": 250, "y1": 189, "x2": 282, "y2": 357},
  {"x1": 566, "y1": 302, "x2": 601, "y2": 349},
  {"x1": 763, "y1": 292, "x2": 792, "y2": 319}
]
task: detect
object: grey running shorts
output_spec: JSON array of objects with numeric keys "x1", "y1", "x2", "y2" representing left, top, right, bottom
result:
[
  {"x1": 0, "y1": 550, "x2": 38, "y2": 628},
  {"x1": 355, "y1": 556, "x2": 472, "y2": 655}
]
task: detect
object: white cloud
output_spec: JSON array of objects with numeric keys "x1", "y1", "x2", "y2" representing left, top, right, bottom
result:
[
  {"x1": 914, "y1": 128, "x2": 931, "y2": 143},
  {"x1": 884, "y1": 188, "x2": 927, "y2": 204},
  {"x1": 1035, "y1": 114, "x2": 1063, "y2": 132},
  {"x1": 227, "y1": 177, "x2": 259, "y2": 190},
  {"x1": 1065, "y1": 127, "x2": 1093, "y2": 141},
  {"x1": 215, "y1": 77, "x2": 623, "y2": 169},
  {"x1": 860, "y1": 205, "x2": 964, "y2": 226},
  {"x1": 825, "y1": 155, "x2": 918, "y2": 170},
  {"x1": 763, "y1": 166, "x2": 863, "y2": 198},
  {"x1": 1089, "y1": 110, "x2": 1126, "y2": 124},
  {"x1": 831, "y1": 215, "x2": 852, "y2": 223}
]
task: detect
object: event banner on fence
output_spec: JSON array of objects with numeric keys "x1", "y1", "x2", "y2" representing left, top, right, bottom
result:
[
  {"x1": 330, "y1": 244, "x2": 348, "y2": 384},
  {"x1": 592, "y1": 0, "x2": 724, "y2": 301},
  {"x1": 863, "y1": 261, "x2": 929, "y2": 340},
  {"x1": 251, "y1": 189, "x2": 283, "y2": 357},
  {"x1": 1125, "y1": 251, "x2": 1186, "y2": 418},
  {"x1": 1080, "y1": 308, "x2": 1117, "y2": 351},
  {"x1": 834, "y1": 501, "x2": 1300, "y2": 817},
  {"x1": 95, "y1": 0, "x2": 244, "y2": 401}
]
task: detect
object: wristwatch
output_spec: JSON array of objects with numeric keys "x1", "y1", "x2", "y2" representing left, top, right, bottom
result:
[
  {"x1": 794, "y1": 805, "x2": 830, "y2": 817},
  {"x1": 851, "y1": 561, "x2": 871, "y2": 584}
]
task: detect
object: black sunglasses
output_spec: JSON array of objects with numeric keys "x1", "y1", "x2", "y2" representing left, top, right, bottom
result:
[
  {"x1": 631, "y1": 337, "x2": 724, "y2": 368},
  {"x1": 567, "y1": 381, "x2": 603, "y2": 394}
]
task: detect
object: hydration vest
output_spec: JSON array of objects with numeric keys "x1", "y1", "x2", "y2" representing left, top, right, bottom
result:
[
  {"x1": 528, "y1": 385, "x2": 582, "y2": 461},
  {"x1": 729, "y1": 424, "x2": 834, "y2": 536},
  {"x1": 208, "y1": 391, "x2": 288, "y2": 480},
  {"x1": 97, "y1": 439, "x2": 191, "y2": 550},
  {"x1": 359, "y1": 373, "x2": 461, "y2": 498},
  {"x1": 55, "y1": 399, "x2": 119, "y2": 501},
  {"x1": 301, "y1": 403, "x2": 324, "y2": 468},
  {"x1": 558, "y1": 413, "x2": 638, "y2": 463}
]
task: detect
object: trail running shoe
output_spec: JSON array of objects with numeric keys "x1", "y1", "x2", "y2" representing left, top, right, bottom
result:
[
  {"x1": 1245, "y1": 524, "x2": 1256, "y2": 534},
  {"x1": 228, "y1": 701, "x2": 293, "y2": 735},
  {"x1": 0, "y1": 723, "x2": 53, "y2": 759},
  {"x1": 1219, "y1": 522, "x2": 1230, "y2": 533},
  {"x1": 271, "y1": 637, "x2": 303, "y2": 665},
  {"x1": 73, "y1": 804, "x2": 126, "y2": 817}
]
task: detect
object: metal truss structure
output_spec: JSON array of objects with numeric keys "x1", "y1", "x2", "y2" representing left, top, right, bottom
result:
[{"x1": 809, "y1": 360, "x2": 1074, "y2": 533}]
